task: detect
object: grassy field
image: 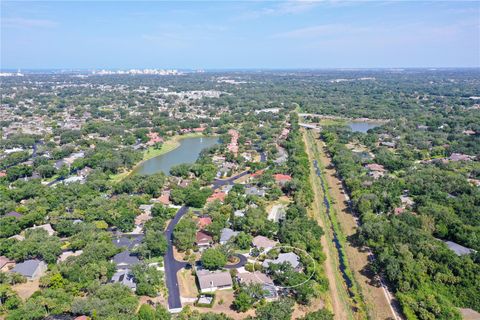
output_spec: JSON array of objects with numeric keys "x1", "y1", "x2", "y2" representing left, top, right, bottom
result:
[
  {"x1": 304, "y1": 129, "x2": 357, "y2": 320},
  {"x1": 305, "y1": 129, "x2": 397, "y2": 320}
]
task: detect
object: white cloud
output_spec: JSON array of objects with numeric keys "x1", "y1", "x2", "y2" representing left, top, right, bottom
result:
[
  {"x1": 2, "y1": 17, "x2": 58, "y2": 28},
  {"x1": 273, "y1": 23, "x2": 371, "y2": 38},
  {"x1": 237, "y1": 0, "x2": 320, "y2": 20}
]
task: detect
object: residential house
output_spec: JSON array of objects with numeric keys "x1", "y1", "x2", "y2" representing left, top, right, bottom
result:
[
  {"x1": 448, "y1": 153, "x2": 475, "y2": 162},
  {"x1": 236, "y1": 272, "x2": 277, "y2": 300},
  {"x1": 400, "y1": 195, "x2": 414, "y2": 208},
  {"x1": 57, "y1": 250, "x2": 83, "y2": 263},
  {"x1": 0, "y1": 256, "x2": 15, "y2": 272},
  {"x1": 9, "y1": 234, "x2": 25, "y2": 241},
  {"x1": 274, "y1": 146, "x2": 288, "y2": 164},
  {"x1": 234, "y1": 209, "x2": 246, "y2": 218},
  {"x1": 380, "y1": 141, "x2": 396, "y2": 148},
  {"x1": 27, "y1": 223, "x2": 55, "y2": 236},
  {"x1": 252, "y1": 236, "x2": 278, "y2": 252},
  {"x1": 364, "y1": 163, "x2": 386, "y2": 172},
  {"x1": 444, "y1": 241, "x2": 475, "y2": 256},
  {"x1": 63, "y1": 176, "x2": 85, "y2": 184},
  {"x1": 220, "y1": 228, "x2": 238, "y2": 244},
  {"x1": 365, "y1": 163, "x2": 386, "y2": 179},
  {"x1": 245, "y1": 186, "x2": 266, "y2": 197},
  {"x1": 268, "y1": 204, "x2": 286, "y2": 222},
  {"x1": 5, "y1": 211, "x2": 23, "y2": 219},
  {"x1": 156, "y1": 190, "x2": 171, "y2": 205},
  {"x1": 237, "y1": 272, "x2": 274, "y2": 286},
  {"x1": 197, "y1": 217, "x2": 212, "y2": 229},
  {"x1": 78, "y1": 167, "x2": 93, "y2": 178},
  {"x1": 196, "y1": 231, "x2": 213, "y2": 248},
  {"x1": 134, "y1": 213, "x2": 152, "y2": 228},
  {"x1": 273, "y1": 174, "x2": 292, "y2": 186},
  {"x1": 11, "y1": 259, "x2": 47, "y2": 280},
  {"x1": 250, "y1": 170, "x2": 264, "y2": 179},
  {"x1": 111, "y1": 269, "x2": 137, "y2": 291},
  {"x1": 262, "y1": 252, "x2": 301, "y2": 271},
  {"x1": 197, "y1": 270, "x2": 233, "y2": 293},
  {"x1": 220, "y1": 184, "x2": 233, "y2": 194},
  {"x1": 207, "y1": 192, "x2": 226, "y2": 203},
  {"x1": 139, "y1": 204, "x2": 153, "y2": 215}
]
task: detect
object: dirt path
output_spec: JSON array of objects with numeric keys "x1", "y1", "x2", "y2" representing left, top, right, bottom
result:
[
  {"x1": 313, "y1": 134, "x2": 400, "y2": 320},
  {"x1": 303, "y1": 131, "x2": 351, "y2": 320}
]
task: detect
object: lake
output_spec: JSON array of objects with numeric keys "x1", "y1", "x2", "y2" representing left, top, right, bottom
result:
[
  {"x1": 347, "y1": 121, "x2": 383, "y2": 133},
  {"x1": 134, "y1": 136, "x2": 219, "y2": 175}
]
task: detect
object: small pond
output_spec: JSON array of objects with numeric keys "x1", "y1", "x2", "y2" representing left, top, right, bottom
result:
[
  {"x1": 347, "y1": 121, "x2": 383, "y2": 133},
  {"x1": 134, "y1": 136, "x2": 219, "y2": 175}
]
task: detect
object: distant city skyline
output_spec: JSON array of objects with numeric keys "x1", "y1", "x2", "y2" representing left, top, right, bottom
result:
[{"x1": 1, "y1": 1, "x2": 479, "y2": 69}]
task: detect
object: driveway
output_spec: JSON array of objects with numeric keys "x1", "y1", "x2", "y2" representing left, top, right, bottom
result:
[{"x1": 224, "y1": 253, "x2": 248, "y2": 269}]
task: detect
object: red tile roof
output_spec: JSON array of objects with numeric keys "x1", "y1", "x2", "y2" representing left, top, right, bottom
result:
[
  {"x1": 197, "y1": 217, "x2": 212, "y2": 228},
  {"x1": 273, "y1": 174, "x2": 292, "y2": 182},
  {"x1": 251, "y1": 169, "x2": 265, "y2": 178},
  {"x1": 207, "y1": 192, "x2": 226, "y2": 203}
]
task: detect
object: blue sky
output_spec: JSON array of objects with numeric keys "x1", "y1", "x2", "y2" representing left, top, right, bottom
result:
[{"x1": 1, "y1": 1, "x2": 479, "y2": 69}]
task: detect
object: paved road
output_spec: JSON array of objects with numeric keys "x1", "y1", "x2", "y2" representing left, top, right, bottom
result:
[
  {"x1": 164, "y1": 170, "x2": 250, "y2": 311},
  {"x1": 211, "y1": 170, "x2": 249, "y2": 190},
  {"x1": 164, "y1": 206, "x2": 189, "y2": 311},
  {"x1": 224, "y1": 253, "x2": 248, "y2": 269}
]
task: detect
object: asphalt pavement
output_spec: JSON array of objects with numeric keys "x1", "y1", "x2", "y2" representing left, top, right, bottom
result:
[{"x1": 164, "y1": 170, "x2": 250, "y2": 311}]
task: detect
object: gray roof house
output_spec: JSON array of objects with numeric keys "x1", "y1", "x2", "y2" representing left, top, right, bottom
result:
[
  {"x1": 245, "y1": 186, "x2": 266, "y2": 197},
  {"x1": 197, "y1": 270, "x2": 233, "y2": 293},
  {"x1": 11, "y1": 259, "x2": 47, "y2": 280},
  {"x1": 5, "y1": 211, "x2": 23, "y2": 219},
  {"x1": 111, "y1": 269, "x2": 137, "y2": 291},
  {"x1": 262, "y1": 252, "x2": 301, "y2": 270},
  {"x1": 444, "y1": 241, "x2": 475, "y2": 256},
  {"x1": 220, "y1": 228, "x2": 238, "y2": 244}
]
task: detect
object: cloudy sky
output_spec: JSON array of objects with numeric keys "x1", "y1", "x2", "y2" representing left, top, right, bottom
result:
[{"x1": 1, "y1": 0, "x2": 479, "y2": 69}]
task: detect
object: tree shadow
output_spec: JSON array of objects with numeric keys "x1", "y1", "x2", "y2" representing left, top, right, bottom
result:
[{"x1": 360, "y1": 264, "x2": 382, "y2": 288}]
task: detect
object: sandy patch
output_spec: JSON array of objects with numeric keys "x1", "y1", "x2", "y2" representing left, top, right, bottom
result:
[{"x1": 12, "y1": 279, "x2": 40, "y2": 300}]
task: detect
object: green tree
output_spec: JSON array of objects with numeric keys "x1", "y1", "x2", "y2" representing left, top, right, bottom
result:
[
  {"x1": 254, "y1": 298, "x2": 294, "y2": 320},
  {"x1": 201, "y1": 248, "x2": 227, "y2": 270},
  {"x1": 173, "y1": 216, "x2": 197, "y2": 251}
]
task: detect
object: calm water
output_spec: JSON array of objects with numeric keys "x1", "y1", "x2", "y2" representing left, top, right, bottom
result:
[
  {"x1": 134, "y1": 136, "x2": 219, "y2": 175},
  {"x1": 347, "y1": 121, "x2": 382, "y2": 133}
]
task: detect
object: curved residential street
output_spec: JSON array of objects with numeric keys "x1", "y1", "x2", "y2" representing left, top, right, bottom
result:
[{"x1": 164, "y1": 170, "x2": 250, "y2": 311}]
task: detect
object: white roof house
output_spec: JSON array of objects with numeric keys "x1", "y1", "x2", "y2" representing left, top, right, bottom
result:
[
  {"x1": 27, "y1": 224, "x2": 55, "y2": 236},
  {"x1": 268, "y1": 204, "x2": 286, "y2": 222}
]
